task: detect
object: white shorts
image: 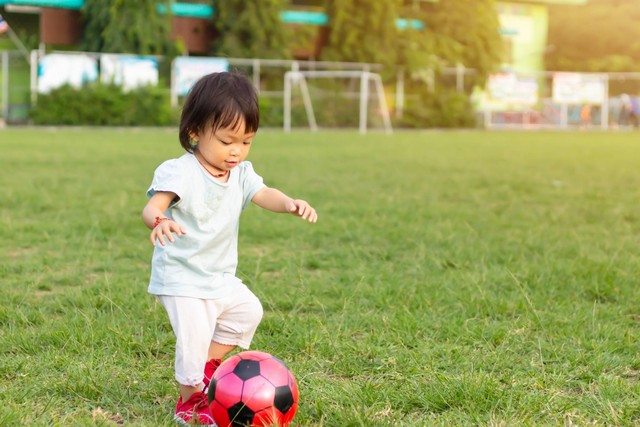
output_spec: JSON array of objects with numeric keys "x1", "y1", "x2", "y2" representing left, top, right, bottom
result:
[{"x1": 158, "y1": 284, "x2": 263, "y2": 386}]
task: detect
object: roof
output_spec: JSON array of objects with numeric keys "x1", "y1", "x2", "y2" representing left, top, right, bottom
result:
[
  {"x1": 501, "y1": 0, "x2": 587, "y2": 5},
  {"x1": 0, "y1": 0, "x2": 213, "y2": 16},
  {"x1": 0, "y1": 0, "x2": 426, "y2": 28},
  {"x1": 0, "y1": 0, "x2": 83, "y2": 9}
]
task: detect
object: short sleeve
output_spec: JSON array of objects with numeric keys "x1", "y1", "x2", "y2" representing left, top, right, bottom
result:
[
  {"x1": 240, "y1": 161, "x2": 266, "y2": 210},
  {"x1": 146, "y1": 159, "x2": 189, "y2": 206}
]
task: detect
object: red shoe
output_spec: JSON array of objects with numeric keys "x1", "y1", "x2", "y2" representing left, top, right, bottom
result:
[
  {"x1": 203, "y1": 359, "x2": 221, "y2": 393},
  {"x1": 174, "y1": 391, "x2": 216, "y2": 426}
]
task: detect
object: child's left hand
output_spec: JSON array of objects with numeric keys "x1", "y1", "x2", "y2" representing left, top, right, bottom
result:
[{"x1": 288, "y1": 199, "x2": 318, "y2": 223}]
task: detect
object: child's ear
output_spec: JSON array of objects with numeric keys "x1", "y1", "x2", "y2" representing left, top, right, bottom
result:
[{"x1": 188, "y1": 131, "x2": 198, "y2": 142}]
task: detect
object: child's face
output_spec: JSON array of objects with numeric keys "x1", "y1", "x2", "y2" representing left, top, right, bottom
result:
[{"x1": 192, "y1": 119, "x2": 255, "y2": 172}]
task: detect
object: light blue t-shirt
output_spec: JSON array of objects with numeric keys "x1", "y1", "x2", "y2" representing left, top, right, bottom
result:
[{"x1": 146, "y1": 153, "x2": 266, "y2": 299}]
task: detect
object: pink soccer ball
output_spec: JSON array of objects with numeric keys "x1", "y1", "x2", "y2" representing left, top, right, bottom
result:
[{"x1": 208, "y1": 351, "x2": 299, "y2": 427}]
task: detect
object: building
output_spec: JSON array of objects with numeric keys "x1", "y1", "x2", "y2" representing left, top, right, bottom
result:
[
  {"x1": 0, "y1": 0, "x2": 217, "y2": 54},
  {"x1": 497, "y1": 0, "x2": 587, "y2": 72},
  {"x1": 0, "y1": 0, "x2": 586, "y2": 70}
]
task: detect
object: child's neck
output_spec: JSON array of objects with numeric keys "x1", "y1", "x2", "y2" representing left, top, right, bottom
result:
[{"x1": 194, "y1": 149, "x2": 228, "y2": 179}]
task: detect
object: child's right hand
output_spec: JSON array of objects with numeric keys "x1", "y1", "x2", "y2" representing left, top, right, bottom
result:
[{"x1": 150, "y1": 219, "x2": 187, "y2": 246}]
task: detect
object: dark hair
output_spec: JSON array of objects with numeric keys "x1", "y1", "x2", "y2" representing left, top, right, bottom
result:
[{"x1": 179, "y1": 72, "x2": 260, "y2": 152}]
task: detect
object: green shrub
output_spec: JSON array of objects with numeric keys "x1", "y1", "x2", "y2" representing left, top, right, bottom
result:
[
  {"x1": 259, "y1": 95, "x2": 316, "y2": 129},
  {"x1": 125, "y1": 86, "x2": 176, "y2": 126},
  {"x1": 31, "y1": 84, "x2": 179, "y2": 126},
  {"x1": 398, "y1": 87, "x2": 477, "y2": 129},
  {"x1": 258, "y1": 95, "x2": 284, "y2": 128}
]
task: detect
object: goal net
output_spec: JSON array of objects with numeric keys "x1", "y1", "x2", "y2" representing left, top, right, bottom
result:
[{"x1": 283, "y1": 70, "x2": 392, "y2": 134}]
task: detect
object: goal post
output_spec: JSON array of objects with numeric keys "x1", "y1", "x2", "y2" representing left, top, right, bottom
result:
[{"x1": 283, "y1": 70, "x2": 393, "y2": 134}]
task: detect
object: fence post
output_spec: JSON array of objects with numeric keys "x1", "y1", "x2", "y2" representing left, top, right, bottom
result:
[
  {"x1": 283, "y1": 72, "x2": 291, "y2": 133},
  {"x1": 396, "y1": 68, "x2": 404, "y2": 120},
  {"x1": 170, "y1": 58, "x2": 177, "y2": 108},
  {"x1": 560, "y1": 103, "x2": 568, "y2": 129},
  {"x1": 252, "y1": 59, "x2": 260, "y2": 93},
  {"x1": 1, "y1": 51, "x2": 8, "y2": 124},
  {"x1": 359, "y1": 72, "x2": 369, "y2": 134},
  {"x1": 456, "y1": 63, "x2": 464, "y2": 93},
  {"x1": 30, "y1": 49, "x2": 38, "y2": 106},
  {"x1": 602, "y1": 74, "x2": 609, "y2": 130}
]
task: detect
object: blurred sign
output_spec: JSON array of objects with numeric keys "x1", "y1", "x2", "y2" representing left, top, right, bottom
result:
[
  {"x1": 37, "y1": 53, "x2": 98, "y2": 93},
  {"x1": 100, "y1": 54, "x2": 159, "y2": 92},
  {"x1": 174, "y1": 57, "x2": 229, "y2": 96},
  {"x1": 552, "y1": 73, "x2": 606, "y2": 105},
  {"x1": 487, "y1": 73, "x2": 539, "y2": 105}
]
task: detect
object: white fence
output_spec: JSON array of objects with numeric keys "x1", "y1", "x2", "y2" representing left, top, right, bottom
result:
[
  {"x1": 0, "y1": 50, "x2": 30, "y2": 124},
  {"x1": 481, "y1": 70, "x2": 640, "y2": 130},
  {"x1": 2, "y1": 49, "x2": 639, "y2": 130}
]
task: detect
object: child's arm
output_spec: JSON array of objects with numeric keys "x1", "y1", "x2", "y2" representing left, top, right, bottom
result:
[
  {"x1": 142, "y1": 191, "x2": 187, "y2": 246},
  {"x1": 252, "y1": 187, "x2": 318, "y2": 223}
]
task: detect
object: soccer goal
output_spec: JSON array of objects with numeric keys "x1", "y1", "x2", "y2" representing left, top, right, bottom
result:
[{"x1": 283, "y1": 70, "x2": 393, "y2": 134}]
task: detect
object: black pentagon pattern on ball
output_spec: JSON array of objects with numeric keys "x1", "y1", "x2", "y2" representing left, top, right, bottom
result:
[
  {"x1": 208, "y1": 379, "x2": 217, "y2": 403},
  {"x1": 228, "y1": 402, "x2": 255, "y2": 427},
  {"x1": 233, "y1": 360, "x2": 261, "y2": 381},
  {"x1": 209, "y1": 351, "x2": 298, "y2": 427},
  {"x1": 273, "y1": 385, "x2": 294, "y2": 413}
]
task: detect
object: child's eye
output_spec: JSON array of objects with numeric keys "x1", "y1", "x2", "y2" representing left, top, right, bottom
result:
[
  {"x1": 219, "y1": 140, "x2": 231, "y2": 145},
  {"x1": 243, "y1": 141, "x2": 252, "y2": 145}
]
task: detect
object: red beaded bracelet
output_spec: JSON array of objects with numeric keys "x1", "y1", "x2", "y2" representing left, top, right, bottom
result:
[{"x1": 153, "y1": 216, "x2": 170, "y2": 228}]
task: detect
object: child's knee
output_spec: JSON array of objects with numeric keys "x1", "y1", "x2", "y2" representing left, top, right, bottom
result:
[{"x1": 247, "y1": 295, "x2": 263, "y2": 327}]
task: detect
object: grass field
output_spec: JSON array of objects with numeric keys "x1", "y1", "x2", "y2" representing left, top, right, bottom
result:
[{"x1": 1, "y1": 128, "x2": 640, "y2": 426}]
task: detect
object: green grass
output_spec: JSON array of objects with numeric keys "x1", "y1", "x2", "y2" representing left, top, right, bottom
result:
[{"x1": 1, "y1": 128, "x2": 640, "y2": 426}]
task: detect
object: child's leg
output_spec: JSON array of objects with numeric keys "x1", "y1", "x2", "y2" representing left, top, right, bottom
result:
[
  {"x1": 158, "y1": 295, "x2": 216, "y2": 401},
  {"x1": 208, "y1": 342, "x2": 236, "y2": 361},
  {"x1": 213, "y1": 284, "x2": 263, "y2": 350},
  {"x1": 202, "y1": 342, "x2": 235, "y2": 391},
  {"x1": 178, "y1": 384, "x2": 202, "y2": 402},
  {"x1": 202, "y1": 286, "x2": 261, "y2": 390},
  {"x1": 202, "y1": 285, "x2": 262, "y2": 389}
]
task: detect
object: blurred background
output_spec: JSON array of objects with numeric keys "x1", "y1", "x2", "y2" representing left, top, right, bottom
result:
[{"x1": 0, "y1": 0, "x2": 638, "y2": 131}]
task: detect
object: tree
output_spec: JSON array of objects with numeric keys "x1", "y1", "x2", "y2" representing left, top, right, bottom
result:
[
  {"x1": 391, "y1": 0, "x2": 501, "y2": 128},
  {"x1": 211, "y1": 0, "x2": 290, "y2": 59},
  {"x1": 319, "y1": 0, "x2": 501, "y2": 81},
  {"x1": 394, "y1": 3, "x2": 441, "y2": 74},
  {"x1": 82, "y1": 0, "x2": 176, "y2": 55},
  {"x1": 420, "y1": 0, "x2": 502, "y2": 82},
  {"x1": 547, "y1": 0, "x2": 640, "y2": 73},
  {"x1": 321, "y1": 0, "x2": 401, "y2": 70}
]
